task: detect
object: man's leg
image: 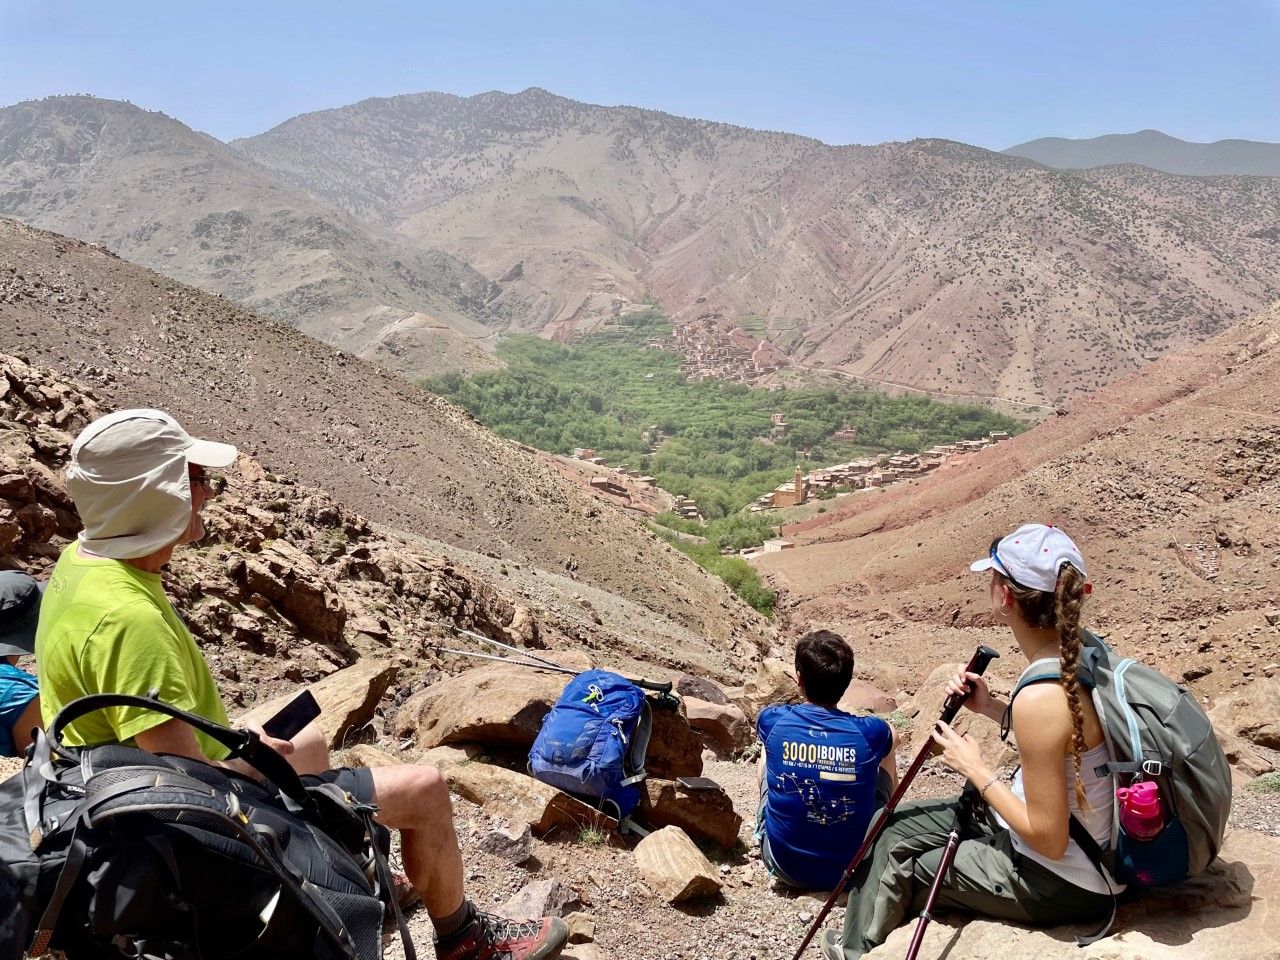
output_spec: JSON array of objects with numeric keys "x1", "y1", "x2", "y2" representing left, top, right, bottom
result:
[
  {"x1": 368, "y1": 763, "x2": 568, "y2": 960},
  {"x1": 368, "y1": 764, "x2": 465, "y2": 917},
  {"x1": 284, "y1": 722, "x2": 331, "y2": 777}
]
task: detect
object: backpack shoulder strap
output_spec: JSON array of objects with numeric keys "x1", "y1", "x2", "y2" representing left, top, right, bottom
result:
[
  {"x1": 619, "y1": 700, "x2": 652, "y2": 789},
  {"x1": 1067, "y1": 815, "x2": 1118, "y2": 946},
  {"x1": 1000, "y1": 658, "x2": 1061, "y2": 741}
]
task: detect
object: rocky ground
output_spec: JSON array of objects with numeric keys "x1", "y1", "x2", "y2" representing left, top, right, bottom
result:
[{"x1": 367, "y1": 673, "x2": 1280, "y2": 960}]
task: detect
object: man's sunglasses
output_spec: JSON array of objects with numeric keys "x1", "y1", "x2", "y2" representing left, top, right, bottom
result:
[{"x1": 188, "y1": 469, "x2": 223, "y2": 495}]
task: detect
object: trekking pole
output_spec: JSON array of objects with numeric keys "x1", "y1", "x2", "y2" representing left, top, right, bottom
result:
[
  {"x1": 438, "y1": 646, "x2": 580, "y2": 676},
  {"x1": 438, "y1": 628, "x2": 676, "y2": 696},
  {"x1": 789, "y1": 645, "x2": 1001, "y2": 960},
  {"x1": 445, "y1": 625, "x2": 571, "y2": 672},
  {"x1": 903, "y1": 783, "x2": 985, "y2": 960}
]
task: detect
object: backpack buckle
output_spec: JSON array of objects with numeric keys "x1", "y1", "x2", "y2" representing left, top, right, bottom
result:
[{"x1": 1141, "y1": 759, "x2": 1164, "y2": 778}]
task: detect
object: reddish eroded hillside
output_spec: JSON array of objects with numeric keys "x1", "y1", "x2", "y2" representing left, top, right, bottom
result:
[
  {"x1": 757, "y1": 302, "x2": 1280, "y2": 704},
  {"x1": 0, "y1": 218, "x2": 772, "y2": 668}
]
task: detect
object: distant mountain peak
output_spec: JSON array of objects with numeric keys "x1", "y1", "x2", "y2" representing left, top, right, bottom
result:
[{"x1": 1005, "y1": 129, "x2": 1280, "y2": 176}]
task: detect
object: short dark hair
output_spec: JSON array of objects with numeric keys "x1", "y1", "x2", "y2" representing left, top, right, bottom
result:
[{"x1": 795, "y1": 629, "x2": 854, "y2": 705}]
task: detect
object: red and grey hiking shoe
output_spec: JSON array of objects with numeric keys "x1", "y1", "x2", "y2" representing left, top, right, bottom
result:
[{"x1": 435, "y1": 912, "x2": 569, "y2": 960}]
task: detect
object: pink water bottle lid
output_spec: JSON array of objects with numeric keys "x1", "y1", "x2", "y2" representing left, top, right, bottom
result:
[{"x1": 1127, "y1": 780, "x2": 1160, "y2": 815}]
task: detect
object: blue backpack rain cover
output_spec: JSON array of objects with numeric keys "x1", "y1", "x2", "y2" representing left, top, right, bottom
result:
[{"x1": 528, "y1": 670, "x2": 652, "y2": 819}]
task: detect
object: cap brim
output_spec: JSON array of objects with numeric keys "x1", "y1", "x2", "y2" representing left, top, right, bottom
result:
[
  {"x1": 185, "y1": 437, "x2": 238, "y2": 468},
  {"x1": 969, "y1": 558, "x2": 996, "y2": 574},
  {"x1": 0, "y1": 579, "x2": 43, "y2": 656}
]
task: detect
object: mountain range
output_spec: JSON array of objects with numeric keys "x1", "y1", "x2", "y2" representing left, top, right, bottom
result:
[
  {"x1": 1005, "y1": 129, "x2": 1280, "y2": 177},
  {"x1": 3, "y1": 90, "x2": 1279, "y2": 405}
]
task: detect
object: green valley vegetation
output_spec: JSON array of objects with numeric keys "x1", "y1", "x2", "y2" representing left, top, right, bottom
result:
[{"x1": 424, "y1": 309, "x2": 1022, "y2": 614}]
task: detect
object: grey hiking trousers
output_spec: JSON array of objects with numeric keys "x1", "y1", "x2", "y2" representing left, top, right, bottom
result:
[{"x1": 837, "y1": 798, "x2": 1112, "y2": 959}]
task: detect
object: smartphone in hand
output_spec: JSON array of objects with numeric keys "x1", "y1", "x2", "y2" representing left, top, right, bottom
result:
[{"x1": 261, "y1": 690, "x2": 322, "y2": 741}]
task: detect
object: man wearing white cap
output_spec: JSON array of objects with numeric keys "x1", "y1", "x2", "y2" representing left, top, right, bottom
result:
[{"x1": 36, "y1": 409, "x2": 570, "y2": 960}]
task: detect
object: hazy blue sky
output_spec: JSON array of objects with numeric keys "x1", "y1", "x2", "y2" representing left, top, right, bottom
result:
[{"x1": 2, "y1": 1, "x2": 1277, "y2": 148}]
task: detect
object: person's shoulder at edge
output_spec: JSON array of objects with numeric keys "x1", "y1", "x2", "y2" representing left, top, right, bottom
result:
[{"x1": 756, "y1": 701, "x2": 799, "y2": 740}]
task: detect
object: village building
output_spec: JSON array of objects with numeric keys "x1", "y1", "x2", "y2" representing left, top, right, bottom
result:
[
  {"x1": 589, "y1": 476, "x2": 629, "y2": 498},
  {"x1": 771, "y1": 466, "x2": 809, "y2": 508}
]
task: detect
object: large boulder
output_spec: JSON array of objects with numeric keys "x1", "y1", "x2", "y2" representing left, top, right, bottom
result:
[
  {"x1": 647, "y1": 703, "x2": 704, "y2": 779},
  {"x1": 634, "y1": 826, "x2": 722, "y2": 904},
  {"x1": 909, "y1": 663, "x2": 1012, "y2": 769},
  {"x1": 240, "y1": 540, "x2": 347, "y2": 646},
  {"x1": 863, "y1": 829, "x2": 1279, "y2": 959},
  {"x1": 1215, "y1": 729, "x2": 1275, "y2": 779},
  {"x1": 1210, "y1": 677, "x2": 1280, "y2": 751},
  {"x1": 394, "y1": 665, "x2": 566, "y2": 750},
  {"x1": 676, "y1": 674, "x2": 730, "y2": 706},
  {"x1": 838, "y1": 679, "x2": 896, "y2": 716},
  {"x1": 684, "y1": 697, "x2": 753, "y2": 758},
  {"x1": 641, "y1": 778, "x2": 743, "y2": 849},
  {"x1": 423, "y1": 745, "x2": 611, "y2": 837},
  {"x1": 737, "y1": 658, "x2": 802, "y2": 719},
  {"x1": 239, "y1": 659, "x2": 397, "y2": 749}
]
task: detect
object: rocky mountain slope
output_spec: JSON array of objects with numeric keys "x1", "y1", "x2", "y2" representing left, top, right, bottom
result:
[
  {"x1": 757, "y1": 298, "x2": 1280, "y2": 715},
  {"x1": 1006, "y1": 129, "x2": 1280, "y2": 177},
  {"x1": 0, "y1": 217, "x2": 771, "y2": 665},
  {"x1": 238, "y1": 88, "x2": 1280, "y2": 404},
  {"x1": 0, "y1": 96, "x2": 517, "y2": 377}
]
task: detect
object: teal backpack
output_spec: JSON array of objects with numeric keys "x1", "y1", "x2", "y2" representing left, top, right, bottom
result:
[{"x1": 1006, "y1": 630, "x2": 1232, "y2": 941}]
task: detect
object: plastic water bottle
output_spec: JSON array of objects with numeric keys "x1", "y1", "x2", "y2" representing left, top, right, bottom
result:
[{"x1": 1116, "y1": 781, "x2": 1164, "y2": 840}]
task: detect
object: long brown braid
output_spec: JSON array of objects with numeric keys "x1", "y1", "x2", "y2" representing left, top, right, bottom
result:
[{"x1": 1003, "y1": 563, "x2": 1090, "y2": 809}]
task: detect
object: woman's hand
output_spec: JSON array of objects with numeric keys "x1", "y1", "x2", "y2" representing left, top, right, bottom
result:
[
  {"x1": 932, "y1": 720, "x2": 991, "y2": 783},
  {"x1": 946, "y1": 670, "x2": 996, "y2": 717}
]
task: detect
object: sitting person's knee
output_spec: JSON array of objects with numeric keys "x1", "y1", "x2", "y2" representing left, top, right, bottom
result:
[{"x1": 372, "y1": 762, "x2": 450, "y2": 825}]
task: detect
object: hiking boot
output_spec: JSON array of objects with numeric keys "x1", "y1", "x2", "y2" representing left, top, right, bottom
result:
[
  {"x1": 435, "y1": 912, "x2": 569, "y2": 960},
  {"x1": 819, "y1": 929, "x2": 846, "y2": 960}
]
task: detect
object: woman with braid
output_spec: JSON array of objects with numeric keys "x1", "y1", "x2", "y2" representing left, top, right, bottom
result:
[{"x1": 823, "y1": 524, "x2": 1118, "y2": 960}]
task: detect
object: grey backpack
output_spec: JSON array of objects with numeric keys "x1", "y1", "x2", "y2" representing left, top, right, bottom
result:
[{"x1": 1007, "y1": 630, "x2": 1232, "y2": 938}]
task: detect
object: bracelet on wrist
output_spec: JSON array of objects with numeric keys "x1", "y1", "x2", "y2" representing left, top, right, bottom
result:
[{"x1": 977, "y1": 775, "x2": 1001, "y2": 798}]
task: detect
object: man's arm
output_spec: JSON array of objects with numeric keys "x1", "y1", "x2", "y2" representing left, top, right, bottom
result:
[
  {"x1": 134, "y1": 717, "x2": 296, "y2": 781},
  {"x1": 10, "y1": 697, "x2": 43, "y2": 755},
  {"x1": 877, "y1": 722, "x2": 900, "y2": 791}
]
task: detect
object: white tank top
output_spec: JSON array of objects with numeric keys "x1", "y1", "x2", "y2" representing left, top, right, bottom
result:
[{"x1": 993, "y1": 660, "x2": 1125, "y2": 896}]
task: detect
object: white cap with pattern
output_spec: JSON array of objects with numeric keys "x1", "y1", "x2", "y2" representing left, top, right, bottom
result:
[{"x1": 969, "y1": 523, "x2": 1087, "y2": 593}]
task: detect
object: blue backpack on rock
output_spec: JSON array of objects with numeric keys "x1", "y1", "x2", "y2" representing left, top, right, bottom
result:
[{"x1": 528, "y1": 670, "x2": 653, "y2": 819}]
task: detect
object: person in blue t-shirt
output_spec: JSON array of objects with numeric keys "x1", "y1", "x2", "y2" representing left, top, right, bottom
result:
[
  {"x1": 757, "y1": 629, "x2": 898, "y2": 891},
  {"x1": 0, "y1": 571, "x2": 43, "y2": 758}
]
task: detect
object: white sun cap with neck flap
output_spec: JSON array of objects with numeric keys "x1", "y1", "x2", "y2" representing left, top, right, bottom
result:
[
  {"x1": 969, "y1": 523, "x2": 1087, "y2": 593},
  {"x1": 65, "y1": 409, "x2": 238, "y2": 560}
]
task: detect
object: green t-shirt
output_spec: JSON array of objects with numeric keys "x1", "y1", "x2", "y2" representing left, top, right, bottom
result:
[{"x1": 36, "y1": 544, "x2": 230, "y2": 761}]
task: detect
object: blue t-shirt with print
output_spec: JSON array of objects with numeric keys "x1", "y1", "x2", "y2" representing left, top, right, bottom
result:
[
  {"x1": 758, "y1": 702, "x2": 893, "y2": 890},
  {"x1": 0, "y1": 663, "x2": 39, "y2": 757}
]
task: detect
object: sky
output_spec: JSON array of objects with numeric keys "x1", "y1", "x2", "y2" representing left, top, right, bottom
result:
[{"x1": 1, "y1": 0, "x2": 1278, "y2": 149}]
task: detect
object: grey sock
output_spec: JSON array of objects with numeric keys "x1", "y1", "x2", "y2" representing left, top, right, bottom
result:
[{"x1": 432, "y1": 900, "x2": 475, "y2": 942}]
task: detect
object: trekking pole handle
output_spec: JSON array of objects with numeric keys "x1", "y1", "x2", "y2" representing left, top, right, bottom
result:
[
  {"x1": 939, "y1": 645, "x2": 1001, "y2": 726},
  {"x1": 629, "y1": 677, "x2": 674, "y2": 696}
]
